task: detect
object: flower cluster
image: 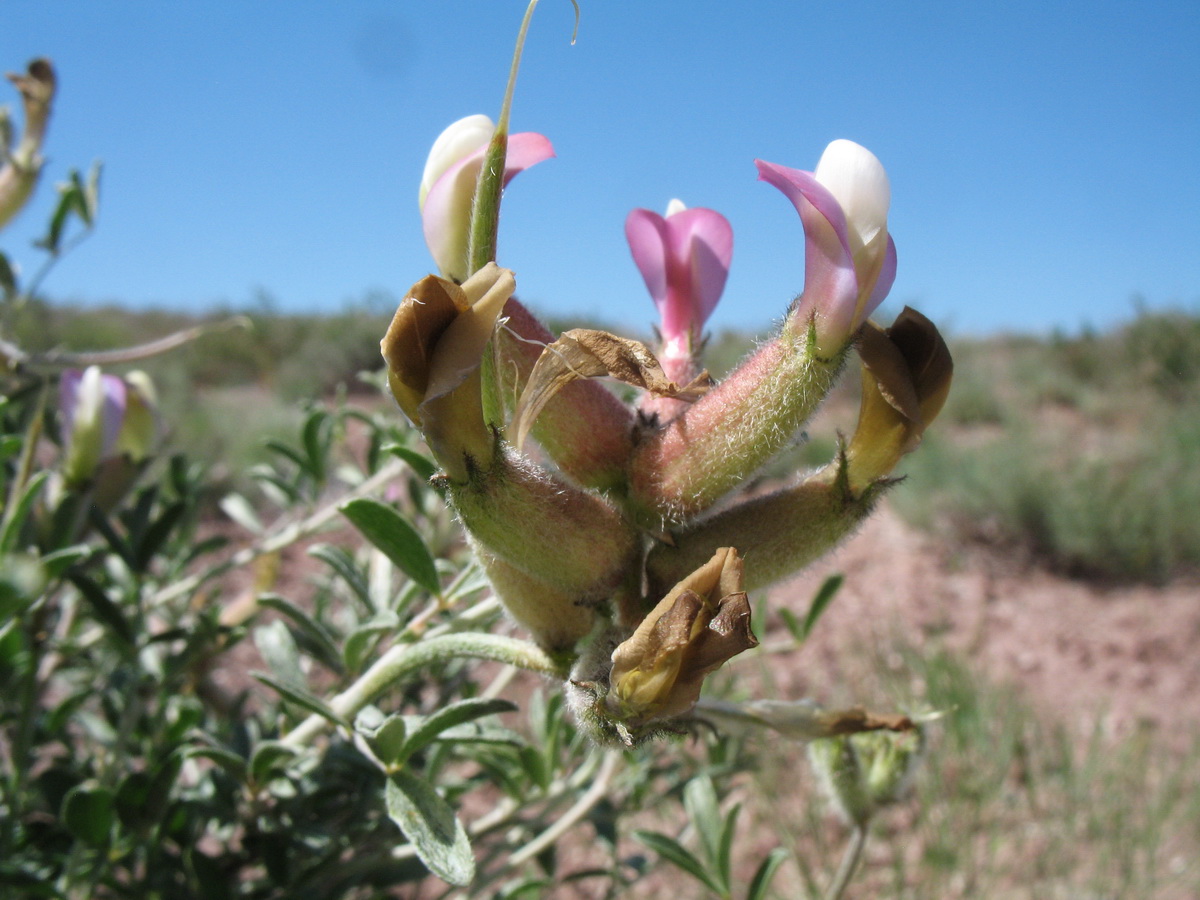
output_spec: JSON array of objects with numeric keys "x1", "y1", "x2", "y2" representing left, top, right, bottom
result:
[{"x1": 382, "y1": 115, "x2": 951, "y2": 743}]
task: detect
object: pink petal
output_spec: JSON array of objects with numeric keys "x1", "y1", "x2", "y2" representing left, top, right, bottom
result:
[
  {"x1": 625, "y1": 208, "x2": 670, "y2": 313},
  {"x1": 626, "y1": 206, "x2": 732, "y2": 344},
  {"x1": 756, "y1": 159, "x2": 860, "y2": 338},
  {"x1": 422, "y1": 132, "x2": 554, "y2": 280},
  {"x1": 863, "y1": 235, "x2": 898, "y2": 320},
  {"x1": 503, "y1": 132, "x2": 555, "y2": 185},
  {"x1": 668, "y1": 207, "x2": 732, "y2": 329}
]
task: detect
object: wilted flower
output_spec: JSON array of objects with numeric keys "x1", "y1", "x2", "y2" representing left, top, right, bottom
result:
[
  {"x1": 757, "y1": 139, "x2": 897, "y2": 355},
  {"x1": 380, "y1": 263, "x2": 515, "y2": 481},
  {"x1": 59, "y1": 366, "x2": 158, "y2": 488},
  {"x1": 0, "y1": 58, "x2": 55, "y2": 231},
  {"x1": 607, "y1": 547, "x2": 757, "y2": 726},
  {"x1": 419, "y1": 114, "x2": 553, "y2": 282},
  {"x1": 625, "y1": 199, "x2": 733, "y2": 374},
  {"x1": 845, "y1": 307, "x2": 953, "y2": 493}
]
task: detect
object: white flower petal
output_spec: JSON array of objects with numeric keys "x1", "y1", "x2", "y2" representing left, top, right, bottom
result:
[
  {"x1": 814, "y1": 139, "x2": 890, "y2": 258},
  {"x1": 419, "y1": 114, "x2": 494, "y2": 209}
]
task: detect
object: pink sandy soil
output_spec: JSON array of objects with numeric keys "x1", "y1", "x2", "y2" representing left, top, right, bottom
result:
[{"x1": 766, "y1": 502, "x2": 1200, "y2": 746}]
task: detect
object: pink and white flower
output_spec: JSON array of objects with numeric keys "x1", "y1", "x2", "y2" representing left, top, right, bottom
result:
[
  {"x1": 625, "y1": 199, "x2": 733, "y2": 369},
  {"x1": 419, "y1": 114, "x2": 554, "y2": 282},
  {"x1": 756, "y1": 139, "x2": 897, "y2": 354}
]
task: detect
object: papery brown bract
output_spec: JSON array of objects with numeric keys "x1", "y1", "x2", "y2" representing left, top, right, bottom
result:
[
  {"x1": 846, "y1": 307, "x2": 953, "y2": 493},
  {"x1": 608, "y1": 548, "x2": 758, "y2": 726},
  {"x1": 380, "y1": 265, "x2": 514, "y2": 482}
]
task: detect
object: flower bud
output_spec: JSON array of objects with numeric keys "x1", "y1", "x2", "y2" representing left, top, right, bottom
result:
[
  {"x1": 808, "y1": 726, "x2": 924, "y2": 826},
  {"x1": 60, "y1": 367, "x2": 127, "y2": 486},
  {"x1": 59, "y1": 367, "x2": 160, "y2": 509},
  {"x1": 607, "y1": 548, "x2": 757, "y2": 726},
  {"x1": 845, "y1": 307, "x2": 953, "y2": 493}
]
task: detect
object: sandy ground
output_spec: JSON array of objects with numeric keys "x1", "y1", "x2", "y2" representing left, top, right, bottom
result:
[{"x1": 766, "y1": 501, "x2": 1200, "y2": 746}]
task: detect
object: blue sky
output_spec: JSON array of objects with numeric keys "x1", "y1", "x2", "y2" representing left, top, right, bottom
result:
[{"x1": 2, "y1": 0, "x2": 1197, "y2": 337}]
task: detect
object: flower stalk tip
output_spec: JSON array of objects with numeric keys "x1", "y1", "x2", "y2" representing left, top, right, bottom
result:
[{"x1": 0, "y1": 58, "x2": 56, "y2": 231}]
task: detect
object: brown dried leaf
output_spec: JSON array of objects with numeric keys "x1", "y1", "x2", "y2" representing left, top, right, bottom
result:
[{"x1": 511, "y1": 328, "x2": 711, "y2": 448}]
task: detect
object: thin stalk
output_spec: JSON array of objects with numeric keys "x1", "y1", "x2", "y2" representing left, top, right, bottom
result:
[
  {"x1": 508, "y1": 749, "x2": 621, "y2": 866},
  {"x1": 0, "y1": 316, "x2": 250, "y2": 372},
  {"x1": 824, "y1": 823, "x2": 869, "y2": 900},
  {"x1": 466, "y1": 0, "x2": 539, "y2": 276},
  {"x1": 149, "y1": 458, "x2": 406, "y2": 607},
  {"x1": 281, "y1": 632, "x2": 565, "y2": 748}
]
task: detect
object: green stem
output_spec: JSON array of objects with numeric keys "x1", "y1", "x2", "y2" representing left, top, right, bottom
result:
[
  {"x1": 824, "y1": 823, "x2": 868, "y2": 900},
  {"x1": 281, "y1": 632, "x2": 566, "y2": 748},
  {"x1": 466, "y1": 0, "x2": 539, "y2": 276}
]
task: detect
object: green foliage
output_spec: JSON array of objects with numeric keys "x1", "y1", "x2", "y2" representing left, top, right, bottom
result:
[
  {"x1": 0, "y1": 364, "x2": 795, "y2": 896},
  {"x1": 891, "y1": 307, "x2": 1200, "y2": 582}
]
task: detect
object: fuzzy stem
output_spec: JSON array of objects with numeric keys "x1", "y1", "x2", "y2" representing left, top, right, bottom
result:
[
  {"x1": 281, "y1": 632, "x2": 565, "y2": 748},
  {"x1": 628, "y1": 321, "x2": 846, "y2": 526}
]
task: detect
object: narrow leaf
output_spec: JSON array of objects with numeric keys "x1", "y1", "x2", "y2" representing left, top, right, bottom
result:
[
  {"x1": 257, "y1": 594, "x2": 343, "y2": 674},
  {"x1": 342, "y1": 610, "x2": 401, "y2": 673},
  {"x1": 382, "y1": 443, "x2": 437, "y2": 481},
  {"x1": 431, "y1": 721, "x2": 524, "y2": 747},
  {"x1": 186, "y1": 746, "x2": 248, "y2": 782},
  {"x1": 40, "y1": 544, "x2": 89, "y2": 579},
  {"x1": 308, "y1": 543, "x2": 375, "y2": 614},
  {"x1": 61, "y1": 782, "x2": 115, "y2": 846},
  {"x1": 254, "y1": 620, "x2": 305, "y2": 688},
  {"x1": 683, "y1": 777, "x2": 723, "y2": 875},
  {"x1": 252, "y1": 671, "x2": 350, "y2": 730},
  {"x1": 633, "y1": 830, "x2": 723, "y2": 894},
  {"x1": 340, "y1": 498, "x2": 440, "y2": 595},
  {"x1": 398, "y1": 698, "x2": 517, "y2": 765},
  {"x1": 746, "y1": 848, "x2": 790, "y2": 900},
  {"x1": 386, "y1": 769, "x2": 475, "y2": 886},
  {"x1": 0, "y1": 469, "x2": 48, "y2": 554},
  {"x1": 67, "y1": 572, "x2": 136, "y2": 652},
  {"x1": 718, "y1": 802, "x2": 741, "y2": 893},
  {"x1": 250, "y1": 740, "x2": 299, "y2": 784},
  {"x1": 801, "y1": 573, "x2": 843, "y2": 640},
  {"x1": 219, "y1": 492, "x2": 264, "y2": 535},
  {"x1": 356, "y1": 709, "x2": 408, "y2": 767}
]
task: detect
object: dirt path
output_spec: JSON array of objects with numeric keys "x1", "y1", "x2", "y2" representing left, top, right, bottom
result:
[{"x1": 766, "y1": 503, "x2": 1200, "y2": 744}]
